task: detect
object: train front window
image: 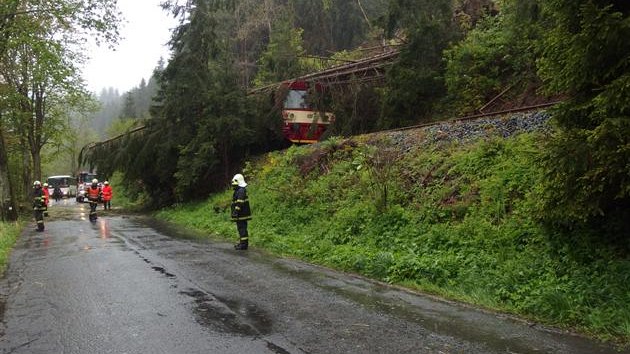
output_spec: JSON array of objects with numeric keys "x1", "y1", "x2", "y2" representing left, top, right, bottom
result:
[{"x1": 284, "y1": 90, "x2": 309, "y2": 109}]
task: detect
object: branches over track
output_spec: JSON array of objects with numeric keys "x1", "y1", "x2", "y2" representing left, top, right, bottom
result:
[{"x1": 248, "y1": 50, "x2": 401, "y2": 95}]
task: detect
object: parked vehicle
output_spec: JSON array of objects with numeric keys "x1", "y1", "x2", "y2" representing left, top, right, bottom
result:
[
  {"x1": 46, "y1": 175, "x2": 77, "y2": 199},
  {"x1": 76, "y1": 172, "x2": 97, "y2": 202}
]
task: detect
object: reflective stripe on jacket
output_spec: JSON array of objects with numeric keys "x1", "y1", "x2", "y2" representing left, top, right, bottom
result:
[
  {"x1": 231, "y1": 186, "x2": 252, "y2": 221},
  {"x1": 33, "y1": 188, "x2": 46, "y2": 210},
  {"x1": 86, "y1": 186, "x2": 101, "y2": 201}
]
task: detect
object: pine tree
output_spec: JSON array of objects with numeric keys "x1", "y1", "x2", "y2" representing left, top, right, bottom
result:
[
  {"x1": 253, "y1": 12, "x2": 306, "y2": 86},
  {"x1": 537, "y1": 0, "x2": 630, "y2": 246},
  {"x1": 120, "y1": 92, "x2": 136, "y2": 119},
  {"x1": 378, "y1": 0, "x2": 459, "y2": 128},
  {"x1": 98, "y1": 0, "x2": 255, "y2": 206}
]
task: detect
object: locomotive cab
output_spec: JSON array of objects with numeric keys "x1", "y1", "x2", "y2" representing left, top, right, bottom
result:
[{"x1": 281, "y1": 80, "x2": 334, "y2": 144}]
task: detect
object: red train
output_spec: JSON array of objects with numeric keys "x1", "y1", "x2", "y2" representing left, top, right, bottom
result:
[{"x1": 280, "y1": 80, "x2": 335, "y2": 144}]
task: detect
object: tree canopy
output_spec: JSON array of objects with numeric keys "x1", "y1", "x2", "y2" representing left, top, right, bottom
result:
[
  {"x1": 536, "y1": 0, "x2": 630, "y2": 246},
  {"x1": 0, "y1": 0, "x2": 120, "y2": 220}
]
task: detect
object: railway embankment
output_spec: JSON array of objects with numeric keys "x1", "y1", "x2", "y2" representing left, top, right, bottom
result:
[
  {"x1": 381, "y1": 110, "x2": 552, "y2": 151},
  {"x1": 157, "y1": 110, "x2": 630, "y2": 347}
]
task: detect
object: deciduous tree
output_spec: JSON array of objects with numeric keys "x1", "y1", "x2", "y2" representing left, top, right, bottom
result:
[{"x1": 0, "y1": 0, "x2": 120, "y2": 207}]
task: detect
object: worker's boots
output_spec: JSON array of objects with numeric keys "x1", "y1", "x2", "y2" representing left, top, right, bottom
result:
[{"x1": 234, "y1": 240, "x2": 248, "y2": 250}]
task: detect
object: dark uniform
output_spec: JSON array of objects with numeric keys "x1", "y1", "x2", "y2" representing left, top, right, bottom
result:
[
  {"x1": 231, "y1": 174, "x2": 252, "y2": 250},
  {"x1": 53, "y1": 186, "x2": 62, "y2": 201},
  {"x1": 33, "y1": 183, "x2": 46, "y2": 231}
]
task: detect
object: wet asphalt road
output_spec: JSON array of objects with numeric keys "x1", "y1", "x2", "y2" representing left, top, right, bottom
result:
[{"x1": 0, "y1": 200, "x2": 626, "y2": 354}]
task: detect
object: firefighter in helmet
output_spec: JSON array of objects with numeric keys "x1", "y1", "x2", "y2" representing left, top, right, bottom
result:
[
  {"x1": 86, "y1": 178, "x2": 102, "y2": 221},
  {"x1": 102, "y1": 181, "x2": 113, "y2": 210},
  {"x1": 32, "y1": 181, "x2": 46, "y2": 231},
  {"x1": 230, "y1": 174, "x2": 252, "y2": 250}
]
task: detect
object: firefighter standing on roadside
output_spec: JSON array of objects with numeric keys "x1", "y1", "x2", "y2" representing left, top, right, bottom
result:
[
  {"x1": 102, "y1": 181, "x2": 113, "y2": 210},
  {"x1": 32, "y1": 181, "x2": 46, "y2": 231},
  {"x1": 86, "y1": 178, "x2": 102, "y2": 221},
  {"x1": 42, "y1": 182, "x2": 50, "y2": 216},
  {"x1": 230, "y1": 174, "x2": 252, "y2": 250}
]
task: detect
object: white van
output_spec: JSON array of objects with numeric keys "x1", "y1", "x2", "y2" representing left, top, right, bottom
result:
[{"x1": 46, "y1": 175, "x2": 77, "y2": 198}]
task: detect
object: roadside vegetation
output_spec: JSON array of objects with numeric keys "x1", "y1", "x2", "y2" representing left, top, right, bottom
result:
[
  {"x1": 157, "y1": 128, "x2": 630, "y2": 345},
  {"x1": 105, "y1": 172, "x2": 147, "y2": 212},
  {"x1": 0, "y1": 221, "x2": 20, "y2": 274},
  {"x1": 1, "y1": 0, "x2": 628, "y2": 347}
]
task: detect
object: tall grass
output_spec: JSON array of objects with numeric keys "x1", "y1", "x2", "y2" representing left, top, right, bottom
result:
[
  {"x1": 156, "y1": 133, "x2": 630, "y2": 344},
  {"x1": 0, "y1": 221, "x2": 21, "y2": 274}
]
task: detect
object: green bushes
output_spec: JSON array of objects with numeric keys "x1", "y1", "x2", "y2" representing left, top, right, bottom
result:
[{"x1": 156, "y1": 132, "x2": 630, "y2": 343}]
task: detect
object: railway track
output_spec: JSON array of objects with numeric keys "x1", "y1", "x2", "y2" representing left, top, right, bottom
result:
[
  {"x1": 381, "y1": 101, "x2": 562, "y2": 135},
  {"x1": 82, "y1": 101, "x2": 561, "y2": 158}
]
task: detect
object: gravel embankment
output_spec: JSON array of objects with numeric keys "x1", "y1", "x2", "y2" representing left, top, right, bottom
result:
[{"x1": 381, "y1": 111, "x2": 552, "y2": 152}]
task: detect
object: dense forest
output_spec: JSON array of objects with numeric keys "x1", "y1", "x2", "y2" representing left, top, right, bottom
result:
[
  {"x1": 1, "y1": 0, "x2": 630, "y2": 252},
  {"x1": 89, "y1": 75, "x2": 160, "y2": 138},
  {"x1": 82, "y1": 0, "x2": 503, "y2": 207}
]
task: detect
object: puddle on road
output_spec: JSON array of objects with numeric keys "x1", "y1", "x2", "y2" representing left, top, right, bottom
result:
[
  {"x1": 41, "y1": 199, "x2": 93, "y2": 221},
  {"x1": 180, "y1": 288, "x2": 273, "y2": 337},
  {"x1": 97, "y1": 219, "x2": 112, "y2": 239},
  {"x1": 151, "y1": 266, "x2": 176, "y2": 278}
]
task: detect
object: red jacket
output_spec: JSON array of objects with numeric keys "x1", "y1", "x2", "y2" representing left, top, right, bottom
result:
[
  {"x1": 42, "y1": 188, "x2": 49, "y2": 205},
  {"x1": 102, "y1": 185, "x2": 113, "y2": 201}
]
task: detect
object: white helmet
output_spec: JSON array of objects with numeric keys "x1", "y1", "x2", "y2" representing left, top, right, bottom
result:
[
  {"x1": 92, "y1": 178, "x2": 98, "y2": 184},
  {"x1": 33, "y1": 180, "x2": 41, "y2": 187},
  {"x1": 43, "y1": 183, "x2": 48, "y2": 187},
  {"x1": 104, "y1": 181, "x2": 109, "y2": 185},
  {"x1": 231, "y1": 174, "x2": 247, "y2": 187}
]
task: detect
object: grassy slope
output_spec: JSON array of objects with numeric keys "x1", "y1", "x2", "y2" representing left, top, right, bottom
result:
[{"x1": 156, "y1": 132, "x2": 630, "y2": 344}]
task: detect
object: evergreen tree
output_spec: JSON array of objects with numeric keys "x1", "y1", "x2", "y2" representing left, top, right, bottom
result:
[
  {"x1": 120, "y1": 92, "x2": 136, "y2": 119},
  {"x1": 290, "y1": 0, "x2": 385, "y2": 54},
  {"x1": 93, "y1": 0, "x2": 255, "y2": 206},
  {"x1": 91, "y1": 88, "x2": 122, "y2": 137},
  {"x1": 537, "y1": 0, "x2": 630, "y2": 247},
  {"x1": 378, "y1": 0, "x2": 459, "y2": 128},
  {"x1": 141, "y1": 0, "x2": 219, "y2": 205},
  {"x1": 253, "y1": 12, "x2": 307, "y2": 86}
]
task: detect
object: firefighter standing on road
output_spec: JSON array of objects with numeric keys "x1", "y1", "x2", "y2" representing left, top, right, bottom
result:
[
  {"x1": 32, "y1": 181, "x2": 46, "y2": 231},
  {"x1": 230, "y1": 174, "x2": 252, "y2": 250},
  {"x1": 86, "y1": 179, "x2": 102, "y2": 221},
  {"x1": 102, "y1": 181, "x2": 112, "y2": 210}
]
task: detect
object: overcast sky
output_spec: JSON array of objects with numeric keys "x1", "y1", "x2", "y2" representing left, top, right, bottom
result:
[{"x1": 82, "y1": 0, "x2": 177, "y2": 94}]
